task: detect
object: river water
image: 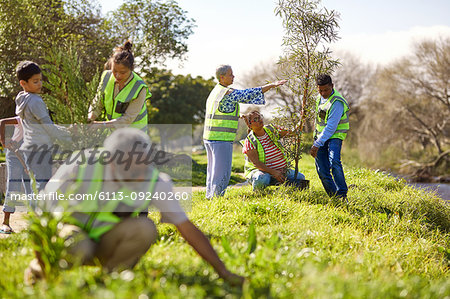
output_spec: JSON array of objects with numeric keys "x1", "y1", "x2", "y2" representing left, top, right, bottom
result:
[
  {"x1": 406, "y1": 182, "x2": 450, "y2": 202},
  {"x1": 388, "y1": 173, "x2": 449, "y2": 202}
]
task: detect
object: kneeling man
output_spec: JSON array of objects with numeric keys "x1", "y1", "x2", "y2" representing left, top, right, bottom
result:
[{"x1": 242, "y1": 111, "x2": 305, "y2": 191}]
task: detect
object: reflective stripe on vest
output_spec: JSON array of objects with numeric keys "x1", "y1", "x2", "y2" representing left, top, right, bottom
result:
[
  {"x1": 100, "y1": 71, "x2": 151, "y2": 127},
  {"x1": 72, "y1": 161, "x2": 159, "y2": 241},
  {"x1": 203, "y1": 84, "x2": 240, "y2": 141},
  {"x1": 314, "y1": 90, "x2": 350, "y2": 141},
  {"x1": 243, "y1": 124, "x2": 288, "y2": 178}
]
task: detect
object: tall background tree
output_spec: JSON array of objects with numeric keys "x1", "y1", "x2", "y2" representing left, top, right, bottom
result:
[
  {"x1": 274, "y1": 0, "x2": 340, "y2": 176},
  {"x1": 0, "y1": 0, "x2": 113, "y2": 117},
  {"x1": 0, "y1": 0, "x2": 195, "y2": 123},
  {"x1": 42, "y1": 45, "x2": 101, "y2": 124},
  {"x1": 355, "y1": 37, "x2": 449, "y2": 179},
  {"x1": 144, "y1": 68, "x2": 214, "y2": 125},
  {"x1": 331, "y1": 52, "x2": 375, "y2": 145},
  {"x1": 110, "y1": 0, "x2": 195, "y2": 70},
  {"x1": 142, "y1": 68, "x2": 215, "y2": 149}
]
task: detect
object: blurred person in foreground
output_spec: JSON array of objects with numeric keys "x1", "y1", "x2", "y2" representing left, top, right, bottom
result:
[
  {"x1": 242, "y1": 111, "x2": 305, "y2": 191},
  {"x1": 203, "y1": 64, "x2": 287, "y2": 199},
  {"x1": 25, "y1": 128, "x2": 244, "y2": 286},
  {"x1": 310, "y1": 74, "x2": 350, "y2": 200}
]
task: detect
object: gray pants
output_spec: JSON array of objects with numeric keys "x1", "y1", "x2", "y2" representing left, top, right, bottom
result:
[{"x1": 204, "y1": 140, "x2": 233, "y2": 199}]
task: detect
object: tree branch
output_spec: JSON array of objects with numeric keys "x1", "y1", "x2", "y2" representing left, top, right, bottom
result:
[{"x1": 405, "y1": 106, "x2": 443, "y2": 153}]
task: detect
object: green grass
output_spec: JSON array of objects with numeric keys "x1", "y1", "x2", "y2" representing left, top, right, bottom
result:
[
  {"x1": 191, "y1": 151, "x2": 246, "y2": 187},
  {"x1": 0, "y1": 154, "x2": 449, "y2": 298}
]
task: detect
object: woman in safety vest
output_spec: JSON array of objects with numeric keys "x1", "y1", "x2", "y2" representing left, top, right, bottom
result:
[
  {"x1": 203, "y1": 64, "x2": 287, "y2": 199},
  {"x1": 242, "y1": 111, "x2": 305, "y2": 191},
  {"x1": 88, "y1": 41, "x2": 151, "y2": 129}
]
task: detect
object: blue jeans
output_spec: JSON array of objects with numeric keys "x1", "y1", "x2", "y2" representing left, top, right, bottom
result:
[
  {"x1": 204, "y1": 140, "x2": 233, "y2": 199},
  {"x1": 248, "y1": 169, "x2": 306, "y2": 191},
  {"x1": 315, "y1": 138, "x2": 348, "y2": 198},
  {"x1": 23, "y1": 150, "x2": 53, "y2": 193},
  {"x1": 2, "y1": 149, "x2": 32, "y2": 213}
]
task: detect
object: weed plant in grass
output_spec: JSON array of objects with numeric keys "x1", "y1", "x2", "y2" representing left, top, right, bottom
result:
[{"x1": 0, "y1": 157, "x2": 448, "y2": 298}]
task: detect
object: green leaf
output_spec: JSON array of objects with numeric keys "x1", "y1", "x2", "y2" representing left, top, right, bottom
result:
[
  {"x1": 221, "y1": 236, "x2": 235, "y2": 258},
  {"x1": 267, "y1": 232, "x2": 281, "y2": 249},
  {"x1": 246, "y1": 222, "x2": 257, "y2": 255}
]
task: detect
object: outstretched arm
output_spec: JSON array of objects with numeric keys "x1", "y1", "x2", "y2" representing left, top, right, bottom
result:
[
  {"x1": 218, "y1": 80, "x2": 288, "y2": 113},
  {"x1": 261, "y1": 80, "x2": 287, "y2": 93},
  {"x1": 175, "y1": 220, "x2": 244, "y2": 286}
]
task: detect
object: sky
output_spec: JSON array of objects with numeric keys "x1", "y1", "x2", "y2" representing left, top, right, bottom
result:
[{"x1": 98, "y1": 0, "x2": 450, "y2": 83}]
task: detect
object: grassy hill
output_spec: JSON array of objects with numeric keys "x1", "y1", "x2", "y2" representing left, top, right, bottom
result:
[{"x1": 0, "y1": 153, "x2": 449, "y2": 298}]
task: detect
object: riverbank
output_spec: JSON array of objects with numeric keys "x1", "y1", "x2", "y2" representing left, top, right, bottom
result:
[
  {"x1": 406, "y1": 182, "x2": 450, "y2": 201},
  {"x1": 1, "y1": 161, "x2": 449, "y2": 298},
  {"x1": 387, "y1": 173, "x2": 450, "y2": 201}
]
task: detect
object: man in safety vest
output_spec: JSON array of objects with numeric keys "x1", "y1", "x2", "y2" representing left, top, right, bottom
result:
[
  {"x1": 25, "y1": 128, "x2": 244, "y2": 286},
  {"x1": 203, "y1": 64, "x2": 287, "y2": 199},
  {"x1": 310, "y1": 74, "x2": 350, "y2": 199},
  {"x1": 242, "y1": 111, "x2": 305, "y2": 190}
]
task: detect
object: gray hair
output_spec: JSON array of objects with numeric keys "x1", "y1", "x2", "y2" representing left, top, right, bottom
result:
[
  {"x1": 215, "y1": 64, "x2": 232, "y2": 80},
  {"x1": 103, "y1": 127, "x2": 151, "y2": 157}
]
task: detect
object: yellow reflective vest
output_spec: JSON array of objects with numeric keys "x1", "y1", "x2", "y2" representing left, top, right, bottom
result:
[
  {"x1": 68, "y1": 160, "x2": 159, "y2": 242},
  {"x1": 314, "y1": 89, "x2": 349, "y2": 141},
  {"x1": 203, "y1": 84, "x2": 240, "y2": 141},
  {"x1": 100, "y1": 70, "x2": 151, "y2": 128}
]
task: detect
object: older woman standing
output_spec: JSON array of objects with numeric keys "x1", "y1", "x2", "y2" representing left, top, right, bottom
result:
[
  {"x1": 88, "y1": 41, "x2": 150, "y2": 129},
  {"x1": 242, "y1": 111, "x2": 305, "y2": 190},
  {"x1": 203, "y1": 65, "x2": 286, "y2": 199}
]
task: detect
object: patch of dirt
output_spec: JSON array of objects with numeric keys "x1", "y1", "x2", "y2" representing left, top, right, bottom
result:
[
  {"x1": 0, "y1": 206, "x2": 28, "y2": 238},
  {"x1": 191, "y1": 181, "x2": 249, "y2": 193}
]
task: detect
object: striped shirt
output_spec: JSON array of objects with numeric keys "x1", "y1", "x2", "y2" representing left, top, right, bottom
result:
[{"x1": 243, "y1": 130, "x2": 287, "y2": 171}]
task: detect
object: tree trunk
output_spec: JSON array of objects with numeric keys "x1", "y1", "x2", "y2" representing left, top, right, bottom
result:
[{"x1": 0, "y1": 97, "x2": 16, "y2": 119}]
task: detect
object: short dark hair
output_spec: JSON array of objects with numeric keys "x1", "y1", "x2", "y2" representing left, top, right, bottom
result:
[
  {"x1": 16, "y1": 61, "x2": 41, "y2": 82},
  {"x1": 112, "y1": 40, "x2": 134, "y2": 70},
  {"x1": 316, "y1": 74, "x2": 332, "y2": 86}
]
